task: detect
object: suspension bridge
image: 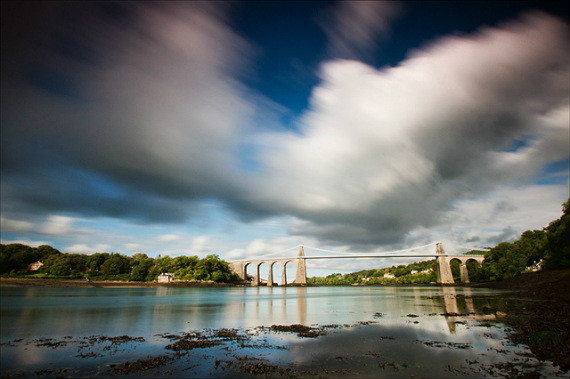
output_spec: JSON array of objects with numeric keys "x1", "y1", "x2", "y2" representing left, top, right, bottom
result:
[{"x1": 228, "y1": 242, "x2": 486, "y2": 286}]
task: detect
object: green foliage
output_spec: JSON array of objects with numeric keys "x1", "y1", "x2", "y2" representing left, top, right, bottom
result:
[
  {"x1": 36, "y1": 245, "x2": 62, "y2": 259},
  {"x1": 466, "y1": 260, "x2": 484, "y2": 282},
  {"x1": 308, "y1": 259, "x2": 437, "y2": 285},
  {"x1": 130, "y1": 255, "x2": 154, "y2": 282},
  {"x1": 100, "y1": 255, "x2": 131, "y2": 275},
  {"x1": 450, "y1": 260, "x2": 461, "y2": 281},
  {"x1": 43, "y1": 254, "x2": 88, "y2": 277},
  {"x1": 542, "y1": 199, "x2": 570, "y2": 270},
  {"x1": 1, "y1": 244, "x2": 238, "y2": 283},
  {"x1": 191, "y1": 255, "x2": 240, "y2": 282},
  {"x1": 483, "y1": 242, "x2": 522, "y2": 280},
  {"x1": 87, "y1": 253, "x2": 110, "y2": 275},
  {"x1": 0, "y1": 244, "x2": 40, "y2": 274},
  {"x1": 464, "y1": 250, "x2": 487, "y2": 255}
]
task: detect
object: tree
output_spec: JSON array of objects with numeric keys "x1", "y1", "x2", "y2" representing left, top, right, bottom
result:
[
  {"x1": 36, "y1": 245, "x2": 62, "y2": 259},
  {"x1": 466, "y1": 260, "x2": 484, "y2": 282},
  {"x1": 450, "y1": 260, "x2": 461, "y2": 282},
  {"x1": 130, "y1": 257, "x2": 154, "y2": 281},
  {"x1": 0, "y1": 244, "x2": 40, "y2": 273},
  {"x1": 43, "y1": 254, "x2": 87, "y2": 277},
  {"x1": 100, "y1": 255, "x2": 130, "y2": 276},
  {"x1": 543, "y1": 199, "x2": 570, "y2": 270},
  {"x1": 88, "y1": 253, "x2": 110, "y2": 275}
]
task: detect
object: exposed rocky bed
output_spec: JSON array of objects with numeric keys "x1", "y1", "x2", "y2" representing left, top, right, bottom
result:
[{"x1": 473, "y1": 268, "x2": 570, "y2": 371}]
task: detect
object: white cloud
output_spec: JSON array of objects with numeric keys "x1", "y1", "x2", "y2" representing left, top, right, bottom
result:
[
  {"x1": 0, "y1": 239, "x2": 50, "y2": 248},
  {"x1": 157, "y1": 234, "x2": 181, "y2": 242},
  {"x1": 249, "y1": 11, "x2": 569, "y2": 247},
  {"x1": 65, "y1": 243, "x2": 111, "y2": 254},
  {"x1": 190, "y1": 235, "x2": 210, "y2": 253},
  {"x1": 124, "y1": 243, "x2": 142, "y2": 252},
  {"x1": 0, "y1": 217, "x2": 34, "y2": 232},
  {"x1": 41, "y1": 215, "x2": 76, "y2": 235}
]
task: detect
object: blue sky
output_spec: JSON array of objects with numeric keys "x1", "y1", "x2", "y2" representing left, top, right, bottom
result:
[{"x1": 1, "y1": 1, "x2": 569, "y2": 276}]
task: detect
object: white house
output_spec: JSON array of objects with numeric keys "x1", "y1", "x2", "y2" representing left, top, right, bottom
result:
[
  {"x1": 525, "y1": 260, "x2": 543, "y2": 273},
  {"x1": 157, "y1": 273, "x2": 175, "y2": 283},
  {"x1": 383, "y1": 273, "x2": 396, "y2": 279},
  {"x1": 27, "y1": 261, "x2": 44, "y2": 271}
]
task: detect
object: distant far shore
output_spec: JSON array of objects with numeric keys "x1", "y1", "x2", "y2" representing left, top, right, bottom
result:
[{"x1": 3, "y1": 270, "x2": 569, "y2": 292}]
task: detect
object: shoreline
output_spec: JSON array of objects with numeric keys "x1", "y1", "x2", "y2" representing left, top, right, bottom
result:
[
  {"x1": 0, "y1": 278, "x2": 239, "y2": 288},
  {"x1": 2, "y1": 270, "x2": 568, "y2": 291}
]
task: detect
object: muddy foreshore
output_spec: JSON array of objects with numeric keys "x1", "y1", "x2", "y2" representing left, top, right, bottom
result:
[{"x1": 471, "y1": 268, "x2": 570, "y2": 371}]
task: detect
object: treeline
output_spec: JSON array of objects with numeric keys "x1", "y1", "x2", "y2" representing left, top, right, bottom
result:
[
  {"x1": 480, "y1": 198, "x2": 569, "y2": 280},
  {"x1": 309, "y1": 199, "x2": 569, "y2": 285},
  {"x1": 0, "y1": 245, "x2": 240, "y2": 283},
  {"x1": 308, "y1": 259, "x2": 438, "y2": 285}
]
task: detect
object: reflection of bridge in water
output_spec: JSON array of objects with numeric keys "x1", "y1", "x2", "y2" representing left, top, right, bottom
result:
[{"x1": 228, "y1": 243, "x2": 485, "y2": 286}]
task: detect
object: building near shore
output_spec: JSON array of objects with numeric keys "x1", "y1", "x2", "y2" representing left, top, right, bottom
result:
[
  {"x1": 157, "y1": 273, "x2": 175, "y2": 283},
  {"x1": 27, "y1": 261, "x2": 43, "y2": 271}
]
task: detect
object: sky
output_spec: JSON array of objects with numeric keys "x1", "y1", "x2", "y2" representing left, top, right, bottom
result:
[{"x1": 1, "y1": 1, "x2": 569, "y2": 276}]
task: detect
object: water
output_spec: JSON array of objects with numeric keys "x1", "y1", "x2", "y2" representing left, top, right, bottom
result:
[{"x1": 0, "y1": 285, "x2": 565, "y2": 377}]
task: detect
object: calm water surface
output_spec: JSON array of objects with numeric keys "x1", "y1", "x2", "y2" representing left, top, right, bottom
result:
[{"x1": 0, "y1": 286, "x2": 565, "y2": 377}]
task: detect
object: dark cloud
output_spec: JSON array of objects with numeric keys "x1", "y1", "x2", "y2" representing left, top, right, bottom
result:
[
  {"x1": 1, "y1": 1, "x2": 257, "y2": 225},
  {"x1": 486, "y1": 226, "x2": 518, "y2": 245},
  {"x1": 1, "y1": 4, "x2": 568, "y2": 252}
]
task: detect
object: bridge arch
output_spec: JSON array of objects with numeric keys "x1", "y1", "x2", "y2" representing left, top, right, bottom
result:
[
  {"x1": 228, "y1": 247, "x2": 307, "y2": 286},
  {"x1": 257, "y1": 262, "x2": 270, "y2": 285},
  {"x1": 243, "y1": 262, "x2": 255, "y2": 284},
  {"x1": 436, "y1": 253, "x2": 485, "y2": 284},
  {"x1": 283, "y1": 260, "x2": 296, "y2": 285}
]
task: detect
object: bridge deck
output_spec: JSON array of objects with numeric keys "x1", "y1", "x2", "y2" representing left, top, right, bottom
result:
[{"x1": 230, "y1": 254, "x2": 482, "y2": 262}]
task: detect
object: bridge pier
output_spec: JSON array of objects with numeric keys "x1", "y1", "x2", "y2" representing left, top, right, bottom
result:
[
  {"x1": 268, "y1": 263, "x2": 274, "y2": 286},
  {"x1": 436, "y1": 243, "x2": 455, "y2": 284},
  {"x1": 459, "y1": 262, "x2": 470, "y2": 283},
  {"x1": 254, "y1": 263, "x2": 260, "y2": 286},
  {"x1": 295, "y1": 246, "x2": 307, "y2": 284}
]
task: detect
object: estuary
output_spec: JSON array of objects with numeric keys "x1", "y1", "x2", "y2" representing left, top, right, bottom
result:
[{"x1": 0, "y1": 286, "x2": 565, "y2": 377}]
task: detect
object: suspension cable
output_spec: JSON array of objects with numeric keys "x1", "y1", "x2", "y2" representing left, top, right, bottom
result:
[{"x1": 302, "y1": 242, "x2": 437, "y2": 256}]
